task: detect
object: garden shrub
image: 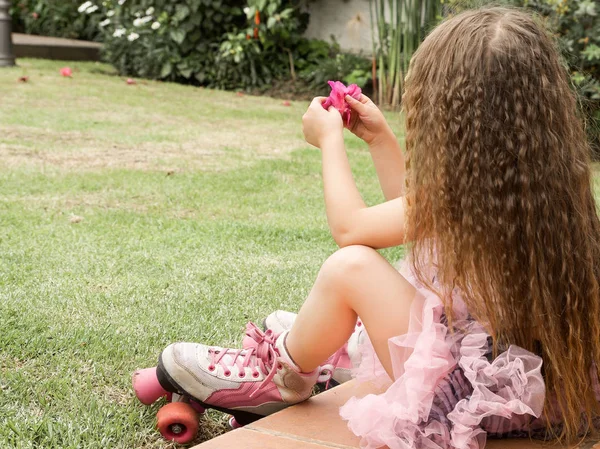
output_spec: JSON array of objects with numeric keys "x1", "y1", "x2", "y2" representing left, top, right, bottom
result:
[
  {"x1": 446, "y1": 0, "x2": 599, "y2": 151},
  {"x1": 10, "y1": 0, "x2": 371, "y2": 95},
  {"x1": 94, "y1": 0, "x2": 312, "y2": 89},
  {"x1": 211, "y1": 0, "x2": 309, "y2": 89},
  {"x1": 523, "y1": 0, "x2": 599, "y2": 152},
  {"x1": 98, "y1": 0, "x2": 247, "y2": 83},
  {"x1": 10, "y1": 0, "x2": 104, "y2": 41},
  {"x1": 298, "y1": 41, "x2": 372, "y2": 94}
]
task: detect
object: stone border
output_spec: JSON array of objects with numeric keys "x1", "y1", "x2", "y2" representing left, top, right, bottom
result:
[{"x1": 12, "y1": 33, "x2": 101, "y2": 61}]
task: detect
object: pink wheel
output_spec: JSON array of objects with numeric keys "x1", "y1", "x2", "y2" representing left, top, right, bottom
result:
[
  {"x1": 228, "y1": 416, "x2": 242, "y2": 429},
  {"x1": 132, "y1": 367, "x2": 169, "y2": 405},
  {"x1": 156, "y1": 402, "x2": 199, "y2": 444}
]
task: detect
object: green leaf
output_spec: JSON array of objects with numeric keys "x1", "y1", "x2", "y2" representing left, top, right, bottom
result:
[
  {"x1": 179, "y1": 67, "x2": 193, "y2": 78},
  {"x1": 160, "y1": 61, "x2": 173, "y2": 78},
  {"x1": 189, "y1": 0, "x2": 202, "y2": 13},
  {"x1": 267, "y1": 3, "x2": 278, "y2": 15},
  {"x1": 189, "y1": 13, "x2": 203, "y2": 26},
  {"x1": 572, "y1": 72, "x2": 586, "y2": 84},
  {"x1": 169, "y1": 29, "x2": 186, "y2": 44},
  {"x1": 267, "y1": 17, "x2": 277, "y2": 28},
  {"x1": 582, "y1": 44, "x2": 600, "y2": 61},
  {"x1": 188, "y1": 30, "x2": 202, "y2": 43},
  {"x1": 280, "y1": 8, "x2": 293, "y2": 19},
  {"x1": 174, "y1": 4, "x2": 190, "y2": 21},
  {"x1": 575, "y1": 0, "x2": 597, "y2": 17}
]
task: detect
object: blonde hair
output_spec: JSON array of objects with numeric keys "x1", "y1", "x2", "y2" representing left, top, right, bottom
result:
[{"x1": 404, "y1": 7, "x2": 600, "y2": 441}]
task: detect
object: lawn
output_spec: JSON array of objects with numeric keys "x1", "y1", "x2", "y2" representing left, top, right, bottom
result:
[{"x1": 0, "y1": 59, "x2": 404, "y2": 449}]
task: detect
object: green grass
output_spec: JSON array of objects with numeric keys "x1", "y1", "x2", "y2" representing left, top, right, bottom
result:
[{"x1": 0, "y1": 59, "x2": 404, "y2": 448}]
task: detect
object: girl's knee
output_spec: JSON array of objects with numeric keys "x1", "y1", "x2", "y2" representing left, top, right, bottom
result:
[{"x1": 320, "y1": 245, "x2": 381, "y2": 281}]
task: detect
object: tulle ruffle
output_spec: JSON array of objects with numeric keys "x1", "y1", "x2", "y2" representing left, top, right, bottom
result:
[{"x1": 339, "y1": 262, "x2": 545, "y2": 449}]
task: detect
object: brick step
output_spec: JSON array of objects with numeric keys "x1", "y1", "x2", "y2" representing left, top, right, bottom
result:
[{"x1": 192, "y1": 380, "x2": 595, "y2": 449}]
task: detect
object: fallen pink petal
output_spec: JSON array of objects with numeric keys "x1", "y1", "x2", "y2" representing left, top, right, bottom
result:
[
  {"x1": 126, "y1": 78, "x2": 136, "y2": 85},
  {"x1": 60, "y1": 67, "x2": 73, "y2": 77},
  {"x1": 282, "y1": 100, "x2": 291, "y2": 107},
  {"x1": 322, "y1": 80, "x2": 361, "y2": 125}
]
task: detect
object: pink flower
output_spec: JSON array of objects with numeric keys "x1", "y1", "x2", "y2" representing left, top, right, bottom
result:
[
  {"x1": 60, "y1": 67, "x2": 73, "y2": 77},
  {"x1": 126, "y1": 78, "x2": 136, "y2": 85},
  {"x1": 31, "y1": 12, "x2": 39, "y2": 19},
  {"x1": 282, "y1": 100, "x2": 291, "y2": 107},
  {"x1": 322, "y1": 80, "x2": 362, "y2": 125}
]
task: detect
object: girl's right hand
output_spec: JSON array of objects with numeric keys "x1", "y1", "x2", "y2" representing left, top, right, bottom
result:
[{"x1": 345, "y1": 94, "x2": 392, "y2": 145}]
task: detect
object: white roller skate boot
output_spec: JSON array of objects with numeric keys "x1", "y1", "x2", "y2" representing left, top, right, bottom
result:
[{"x1": 157, "y1": 324, "x2": 329, "y2": 425}]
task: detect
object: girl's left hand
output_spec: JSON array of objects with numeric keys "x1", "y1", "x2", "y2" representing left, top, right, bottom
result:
[{"x1": 302, "y1": 97, "x2": 343, "y2": 148}]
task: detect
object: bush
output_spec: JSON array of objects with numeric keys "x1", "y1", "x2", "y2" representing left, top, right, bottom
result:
[
  {"x1": 10, "y1": 0, "x2": 104, "y2": 41},
  {"x1": 211, "y1": 0, "x2": 309, "y2": 89},
  {"x1": 95, "y1": 0, "x2": 313, "y2": 89},
  {"x1": 9, "y1": 0, "x2": 369, "y2": 95},
  {"x1": 523, "y1": 0, "x2": 599, "y2": 151},
  {"x1": 298, "y1": 40, "x2": 372, "y2": 94},
  {"x1": 445, "y1": 0, "x2": 599, "y2": 151},
  {"x1": 98, "y1": 0, "x2": 247, "y2": 83}
]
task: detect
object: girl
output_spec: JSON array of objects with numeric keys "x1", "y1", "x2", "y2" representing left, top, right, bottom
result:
[{"x1": 156, "y1": 7, "x2": 600, "y2": 448}]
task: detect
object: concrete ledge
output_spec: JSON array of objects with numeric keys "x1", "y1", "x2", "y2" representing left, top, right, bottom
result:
[
  {"x1": 12, "y1": 33, "x2": 102, "y2": 61},
  {"x1": 192, "y1": 381, "x2": 599, "y2": 449}
]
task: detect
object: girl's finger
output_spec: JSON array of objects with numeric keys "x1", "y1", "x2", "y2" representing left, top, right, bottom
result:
[
  {"x1": 345, "y1": 95, "x2": 367, "y2": 113},
  {"x1": 358, "y1": 94, "x2": 372, "y2": 104},
  {"x1": 310, "y1": 97, "x2": 327, "y2": 108}
]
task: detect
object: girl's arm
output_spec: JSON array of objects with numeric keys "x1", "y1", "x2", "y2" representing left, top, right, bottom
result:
[
  {"x1": 367, "y1": 128, "x2": 405, "y2": 201},
  {"x1": 303, "y1": 98, "x2": 407, "y2": 249},
  {"x1": 321, "y1": 133, "x2": 406, "y2": 248},
  {"x1": 345, "y1": 95, "x2": 405, "y2": 201}
]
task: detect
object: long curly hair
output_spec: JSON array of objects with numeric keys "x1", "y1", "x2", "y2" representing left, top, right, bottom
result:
[{"x1": 403, "y1": 7, "x2": 600, "y2": 441}]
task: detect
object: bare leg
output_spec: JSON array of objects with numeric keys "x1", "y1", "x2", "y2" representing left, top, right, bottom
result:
[{"x1": 286, "y1": 245, "x2": 418, "y2": 379}]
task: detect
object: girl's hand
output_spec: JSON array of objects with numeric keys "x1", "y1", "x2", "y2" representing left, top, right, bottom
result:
[
  {"x1": 302, "y1": 97, "x2": 343, "y2": 148},
  {"x1": 345, "y1": 94, "x2": 392, "y2": 145}
]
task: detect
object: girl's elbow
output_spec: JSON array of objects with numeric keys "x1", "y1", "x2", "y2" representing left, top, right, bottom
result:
[
  {"x1": 332, "y1": 227, "x2": 353, "y2": 248},
  {"x1": 334, "y1": 235, "x2": 353, "y2": 248},
  {"x1": 332, "y1": 228, "x2": 367, "y2": 248}
]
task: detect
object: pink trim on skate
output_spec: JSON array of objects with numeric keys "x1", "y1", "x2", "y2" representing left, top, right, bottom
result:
[{"x1": 205, "y1": 381, "x2": 282, "y2": 409}]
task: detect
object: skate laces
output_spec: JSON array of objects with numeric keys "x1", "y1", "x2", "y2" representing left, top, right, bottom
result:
[
  {"x1": 208, "y1": 323, "x2": 280, "y2": 398},
  {"x1": 319, "y1": 344, "x2": 347, "y2": 389}
]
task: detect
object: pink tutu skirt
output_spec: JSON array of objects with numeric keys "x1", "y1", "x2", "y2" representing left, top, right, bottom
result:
[{"x1": 339, "y1": 262, "x2": 547, "y2": 449}]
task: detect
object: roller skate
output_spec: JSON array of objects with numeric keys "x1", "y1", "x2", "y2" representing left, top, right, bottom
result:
[
  {"x1": 155, "y1": 324, "x2": 329, "y2": 433},
  {"x1": 132, "y1": 367, "x2": 207, "y2": 444}
]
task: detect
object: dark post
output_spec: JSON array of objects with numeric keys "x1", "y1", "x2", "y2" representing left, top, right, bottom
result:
[{"x1": 0, "y1": 0, "x2": 15, "y2": 67}]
